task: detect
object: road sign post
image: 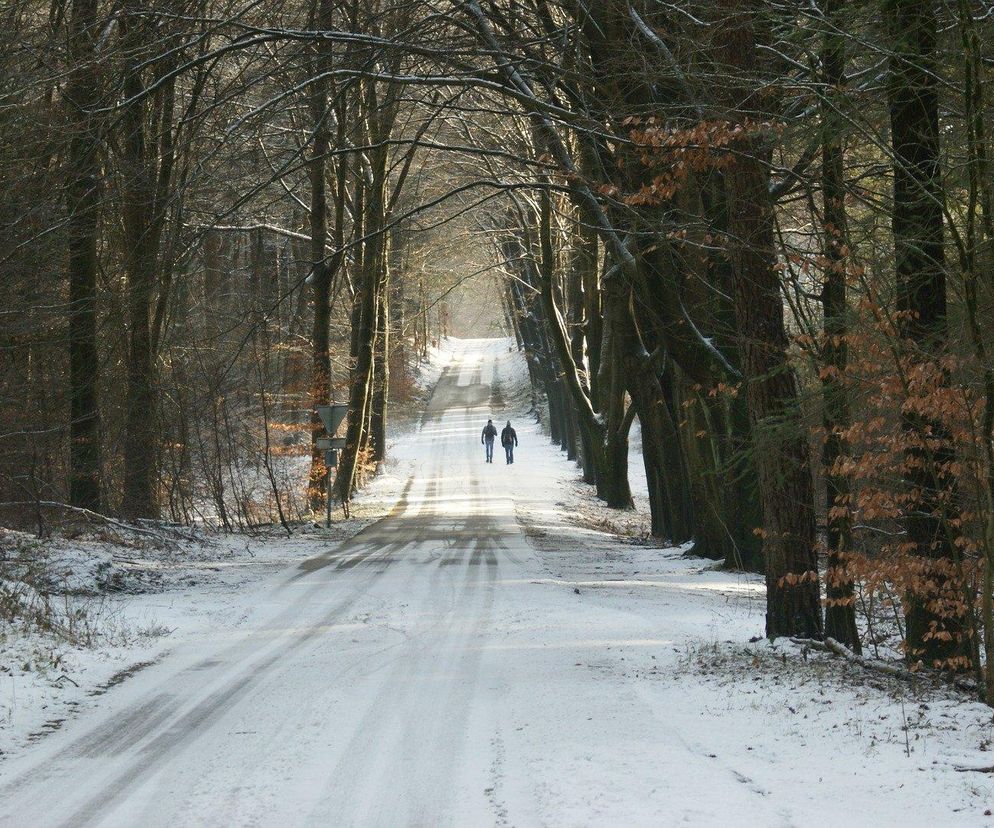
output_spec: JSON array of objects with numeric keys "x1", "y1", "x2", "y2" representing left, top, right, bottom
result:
[{"x1": 315, "y1": 405, "x2": 348, "y2": 527}]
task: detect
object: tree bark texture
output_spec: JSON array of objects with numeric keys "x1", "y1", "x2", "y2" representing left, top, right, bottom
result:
[
  {"x1": 66, "y1": 0, "x2": 102, "y2": 511},
  {"x1": 307, "y1": 52, "x2": 332, "y2": 511},
  {"x1": 821, "y1": 0, "x2": 861, "y2": 652},
  {"x1": 120, "y1": 13, "x2": 164, "y2": 520},
  {"x1": 887, "y1": 0, "x2": 969, "y2": 669},
  {"x1": 722, "y1": 0, "x2": 822, "y2": 638}
]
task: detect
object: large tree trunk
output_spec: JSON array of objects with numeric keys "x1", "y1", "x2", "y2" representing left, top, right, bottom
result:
[
  {"x1": 120, "y1": 17, "x2": 161, "y2": 520},
  {"x1": 626, "y1": 357, "x2": 693, "y2": 542},
  {"x1": 682, "y1": 389, "x2": 731, "y2": 561},
  {"x1": 370, "y1": 277, "x2": 390, "y2": 463},
  {"x1": 887, "y1": 0, "x2": 969, "y2": 669},
  {"x1": 724, "y1": 392, "x2": 765, "y2": 571},
  {"x1": 727, "y1": 150, "x2": 821, "y2": 638},
  {"x1": 337, "y1": 141, "x2": 388, "y2": 502},
  {"x1": 723, "y1": 0, "x2": 822, "y2": 639},
  {"x1": 593, "y1": 275, "x2": 633, "y2": 509},
  {"x1": 536, "y1": 189, "x2": 632, "y2": 507},
  {"x1": 306, "y1": 49, "x2": 332, "y2": 512},
  {"x1": 821, "y1": 0, "x2": 861, "y2": 652},
  {"x1": 505, "y1": 263, "x2": 545, "y2": 415},
  {"x1": 66, "y1": 0, "x2": 102, "y2": 511},
  {"x1": 582, "y1": 229, "x2": 602, "y2": 416},
  {"x1": 336, "y1": 245, "x2": 378, "y2": 502},
  {"x1": 699, "y1": 173, "x2": 764, "y2": 571},
  {"x1": 572, "y1": 220, "x2": 598, "y2": 479}
]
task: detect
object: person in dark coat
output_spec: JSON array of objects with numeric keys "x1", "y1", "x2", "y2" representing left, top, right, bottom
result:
[
  {"x1": 501, "y1": 420, "x2": 518, "y2": 464},
  {"x1": 481, "y1": 419, "x2": 498, "y2": 463}
]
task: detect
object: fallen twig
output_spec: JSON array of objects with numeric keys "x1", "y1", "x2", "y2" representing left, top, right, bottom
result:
[
  {"x1": 133, "y1": 518, "x2": 202, "y2": 543},
  {"x1": 788, "y1": 636, "x2": 917, "y2": 682},
  {"x1": 0, "y1": 501, "x2": 166, "y2": 540}
]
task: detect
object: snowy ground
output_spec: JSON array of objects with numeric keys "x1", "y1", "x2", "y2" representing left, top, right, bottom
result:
[
  {"x1": 0, "y1": 466, "x2": 419, "y2": 758},
  {"x1": 1, "y1": 337, "x2": 993, "y2": 826}
]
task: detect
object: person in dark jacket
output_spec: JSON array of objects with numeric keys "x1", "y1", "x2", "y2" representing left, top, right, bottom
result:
[
  {"x1": 501, "y1": 420, "x2": 518, "y2": 464},
  {"x1": 481, "y1": 419, "x2": 498, "y2": 463}
]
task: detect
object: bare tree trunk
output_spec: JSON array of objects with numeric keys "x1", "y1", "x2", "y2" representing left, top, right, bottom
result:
[
  {"x1": 887, "y1": 0, "x2": 969, "y2": 669},
  {"x1": 120, "y1": 14, "x2": 160, "y2": 520},
  {"x1": 728, "y1": 149, "x2": 821, "y2": 638},
  {"x1": 683, "y1": 390, "x2": 731, "y2": 560},
  {"x1": 722, "y1": 0, "x2": 821, "y2": 639},
  {"x1": 582, "y1": 229, "x2": 602, "y2": 414},
  {"x1": 820, "y1": 0, "x2": 860, "y2": 652},
  {"x1": 337, "y1": 139, "x2": 387, "y2": 501},
  {"x1": 956, "y1": 0, "x2": 994, "y2": 700},
  {"x1": 306, "y1": 12, "x2": 332, "y2": 512},
  {"x1": 66, "y1": 0, "x2": 101, "y2": 511},
  {"x1": 371, "y1": 272, "x2": 390, "y2": 463},
  {"x1": 626, "y1": 357, "x2": 692, "y2": 542},
  {"x1": 596, "y1": 279, "x2": 633, "y2": 509}
]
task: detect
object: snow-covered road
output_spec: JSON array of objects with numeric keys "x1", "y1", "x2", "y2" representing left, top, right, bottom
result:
[{"x1": 2, "y1": 339, "x2": 992, "y2": 826}]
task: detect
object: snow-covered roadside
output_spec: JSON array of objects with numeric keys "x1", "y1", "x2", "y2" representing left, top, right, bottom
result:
[
  {"x1": 483, "y1": 337, "x2": 994, "y2": 822},
  {"x1": 0, "y1": 497, "x2": 405, "y2": 761},
  {"x1": 7, "y1": 336, "x2": 994, "y2": 823},
  {"x1": 0, "y1": 354, "x2": 447, "y2": 762}
]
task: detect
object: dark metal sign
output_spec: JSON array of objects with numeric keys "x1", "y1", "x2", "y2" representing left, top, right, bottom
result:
[
  {"x1": 316, "y1": 404, "x2": 349, "y2": 527},
  {"x1": 316, "y1": 436, "x2": 347, "y2": 452}
]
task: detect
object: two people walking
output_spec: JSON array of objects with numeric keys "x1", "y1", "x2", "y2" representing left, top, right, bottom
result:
[{"x1": 481, "y1": 419, "x2": 518, "y2": 464}]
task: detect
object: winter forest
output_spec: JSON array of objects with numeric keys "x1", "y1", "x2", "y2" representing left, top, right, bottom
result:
[{"x1": 4, "y1": 0, "x2": 994, "y2": 823}]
